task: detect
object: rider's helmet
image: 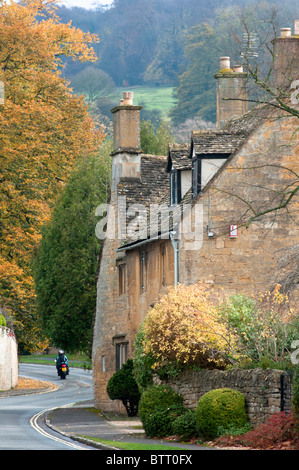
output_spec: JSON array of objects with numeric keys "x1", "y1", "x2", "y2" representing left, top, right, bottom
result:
[{"x1": 59, "y1": 349, "x2": 64, "y2": 355}]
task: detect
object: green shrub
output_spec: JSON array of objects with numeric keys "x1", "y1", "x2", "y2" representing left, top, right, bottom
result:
[
  {"x1": 133, "y1": 325, "x2": 155, "y2": 391},
  {"x1": 0, "y1": 315, "x2": 6, "y2": 327},
  {"x1": 143, "y1": 404, "x2": 186, "y2": 438},
  {"x1": 216, "y1": 422, "x2": 252, "y2": 438},
  {"x1": 106, "y1": 359, "x2": 141, "y2": 416},
  {"x1": 138, "y1": 385, "x2": 184, "y2": 437},
  {"x1": 195, "y1": 388, "x2": 248, "y2": 439},
  {"x1": 172, "y1": 409, "x2": 197, "y2": 440}
]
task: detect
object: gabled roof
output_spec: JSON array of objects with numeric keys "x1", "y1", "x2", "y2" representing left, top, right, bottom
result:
[{"x1": 191, "y1": 130, "x2": 248, "y2": 156}]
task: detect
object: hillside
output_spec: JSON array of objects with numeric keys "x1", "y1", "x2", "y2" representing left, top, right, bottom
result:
[{"x1": 58, "y1": 0, "x2": 299, "y2": 125}]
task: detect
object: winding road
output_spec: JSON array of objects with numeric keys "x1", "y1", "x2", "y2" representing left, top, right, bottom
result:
[{"x1": 0, "y1": 363, "x2": 95, "y2": 450}]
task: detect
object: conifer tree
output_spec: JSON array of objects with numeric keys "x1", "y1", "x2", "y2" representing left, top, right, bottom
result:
[{"x1": 33, "y1": 142, "x2": 111, "y2": 353}]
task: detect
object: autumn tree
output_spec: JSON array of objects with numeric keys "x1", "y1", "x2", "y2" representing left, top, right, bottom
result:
[
  {"x1": 134, "y1": 283, "x2": 239, "y2": 388},
  {"x1": 0, "y1": 0, "x2": 104, "y2": 351}
]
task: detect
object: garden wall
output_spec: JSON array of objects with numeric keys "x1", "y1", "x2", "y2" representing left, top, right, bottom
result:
[
  {"x1": 155, "y1": 368, "x2": 293, "y2": 426},
  {"x1": 0, "y1": 327, "x2": 18, "y2": 391}
]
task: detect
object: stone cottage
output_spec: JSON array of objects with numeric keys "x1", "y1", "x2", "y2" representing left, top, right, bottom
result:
[{"x1": 92, "y1": 23, "x2": 299, "y2": 412}]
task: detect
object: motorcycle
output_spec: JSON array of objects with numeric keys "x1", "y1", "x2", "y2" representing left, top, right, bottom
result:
[{"x1": 56, "y1": 362, "x2": 69, "y2": 380}]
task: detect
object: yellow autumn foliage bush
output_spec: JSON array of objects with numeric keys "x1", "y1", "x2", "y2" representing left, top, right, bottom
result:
[{"x1": 142, "y1": 283, "x2": 238, "y2": 371}]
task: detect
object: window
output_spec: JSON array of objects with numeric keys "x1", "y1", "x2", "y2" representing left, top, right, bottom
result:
[
  {"x1": 118, "y1": 262, "x2": 126, "y2": 295},
  {"x1": 102, "y1": 355, "x2": 105, "y2": 372},
  {"x1": 201, "y1": 158, "x2": 227, "y2": 188},
  {"x1": 116, "y1": 343, "x2": 127, "y2": 371},
  {"x1": 170, "y1": 170, "x2": 182, "y2": 205},
  {"x1": 192, "y1": 154, "x2": 229, "y2": 197},
  {"x1": 170, "y1": 171, "x2": 176, "y2": 205},
  {"x1": 140, "y1": 252, "x2": 147, "y2": 293},
  {"x1": 160, "y1": 244, "x2": 166, "y2": 286}
]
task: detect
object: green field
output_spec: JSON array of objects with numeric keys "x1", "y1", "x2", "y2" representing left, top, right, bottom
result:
[{"x1": 114, "y1": 86, "x2": 176, "y2": 121}]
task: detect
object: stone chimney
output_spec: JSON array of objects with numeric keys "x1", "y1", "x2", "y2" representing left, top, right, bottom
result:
[
  {"x1": 215, "y1": 57, "x2": 248, "y2": 130},
  {"x1": 110, "y1": 92, "x2": 142, "y2": 188},
  {"x1": 272, "y1": 20, "x2": 299, "y2": 92}
]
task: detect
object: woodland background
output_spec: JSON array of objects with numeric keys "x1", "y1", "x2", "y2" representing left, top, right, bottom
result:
[{"x1": 58, "y1": 0, "x2": 298, "y2": 127}]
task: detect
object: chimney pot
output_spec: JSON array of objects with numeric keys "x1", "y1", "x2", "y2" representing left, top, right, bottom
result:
[
  {"x1": 220, "y1": 56, "x2": 230, "y2": 69},
  {"x1": 280, "y1": 27, "x2": 292, "y2": 38},
  {"x1": 294, "y1": 20, "x2": 299, "y2": 35},
  {"x1": 233, "y1": 65, "x2": 244, "y2": 73},
  {"x1": 122, "y1": 91, "x2": 134, "y2": 105}
]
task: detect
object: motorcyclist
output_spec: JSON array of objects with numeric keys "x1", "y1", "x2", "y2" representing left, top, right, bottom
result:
[{"x1": 56, "y1": 350, "x2": 69, "y2": 375}]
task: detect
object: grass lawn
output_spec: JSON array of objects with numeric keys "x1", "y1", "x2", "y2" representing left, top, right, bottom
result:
[
  {"x1": 81, "y1": 436, "x2": 188, "y2": 451},
  {"x1": 114, "y1": 86, "x2": 176, "y2": 121},
  {"x1": 19, "y1": 353, "x2": 92, "y2": 369}
]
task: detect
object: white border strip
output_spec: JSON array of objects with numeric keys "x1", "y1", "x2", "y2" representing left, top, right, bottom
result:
[{"x1": 30, "y1": 405, "x2": 87, "y2": 450}]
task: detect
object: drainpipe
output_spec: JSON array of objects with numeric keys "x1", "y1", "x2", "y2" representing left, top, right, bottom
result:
[{"x1": 170, "y1": 231, "x2": 179, "y2": 287}]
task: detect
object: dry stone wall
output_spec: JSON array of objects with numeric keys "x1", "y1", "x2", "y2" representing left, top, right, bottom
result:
[{"x1": 155, "y1": 368, "x2": 293, "y2": 426}]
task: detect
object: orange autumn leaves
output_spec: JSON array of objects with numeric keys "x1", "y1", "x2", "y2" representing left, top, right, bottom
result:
[
  {"x1": 142, "y1": 283, "x2": 238, "y2": 370},
  {"x1": 0, "y1": 0, "x2": 105, "y2": 349}
]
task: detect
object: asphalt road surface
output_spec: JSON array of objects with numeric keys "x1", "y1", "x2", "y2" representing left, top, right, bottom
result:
[{"x1": 0, "y1": 363, "x2": 95, "y2": 450}]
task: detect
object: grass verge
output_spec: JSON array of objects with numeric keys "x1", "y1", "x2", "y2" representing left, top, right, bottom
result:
[{"x1": 80, "y1": 436, "x2": 188, "y2": 451}]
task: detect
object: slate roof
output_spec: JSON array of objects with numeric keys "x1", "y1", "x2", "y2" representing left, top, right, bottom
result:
[
  {"x1": 167, "y1": 143, "x2": 191, "y2": 172},
  {"x1": 117, "y1": 154, "x2": 169, "y2": 207},
  {"x1": 223, "y1": 103, "x2": 273, "y2": 134},
  {"x1": 191, "y1": 130, "x2": 248, "y2": 156},
  {"x1": 116, "y1": 154, "x2": 170, "y2": 246}
]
